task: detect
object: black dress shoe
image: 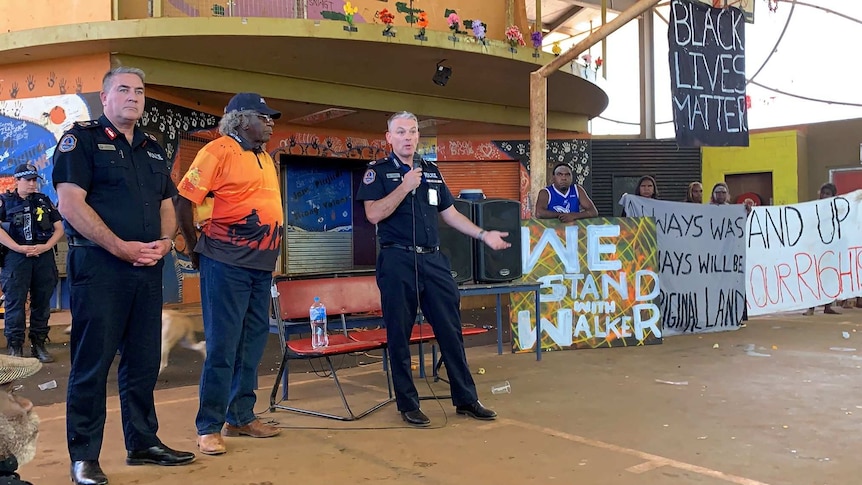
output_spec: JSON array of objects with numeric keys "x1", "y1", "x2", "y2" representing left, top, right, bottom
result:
[
  {"x1": 126, "y1": 444, "x2": 196, "y2": 466},
  {"x1": 456, "y1": 401, "x2": 497, "y2": 420},
  {"x1": 70, "y1": 460, "x2": 108, "y2": 485},
  {"x1": 31, "y1": 340, "x2": 55, "y2": 363},
  {"x1": 401, "y1": 409, "x2": 431, "y2": 427}
]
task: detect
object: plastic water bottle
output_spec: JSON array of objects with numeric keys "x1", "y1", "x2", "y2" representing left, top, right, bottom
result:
[{"x1": 309, "y1": 297, "x2": 329, "y2": 348}]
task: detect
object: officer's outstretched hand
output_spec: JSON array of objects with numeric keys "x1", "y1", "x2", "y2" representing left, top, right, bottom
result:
[{"x1": 483, "y1": 231, "x2": 511, "y2": 251}]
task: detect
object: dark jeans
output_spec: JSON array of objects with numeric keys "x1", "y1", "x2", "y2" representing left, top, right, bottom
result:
[
  {"x1": 376, "y1": 248, "x2": 478, "y2": 412},
  {"x1": 0, "y1": 250, "x2": 58, "y2": 345},
  {"x1": 66, "y1": 247, "x2": 162, "y2": 460},
  {"x1": 195, "y1": 254, "x2": 271, "y2": 435}
]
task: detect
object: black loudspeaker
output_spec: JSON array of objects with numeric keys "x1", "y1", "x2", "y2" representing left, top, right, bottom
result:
[
  {"x1": 473, "y1": 199, "x2": 522, "y2": 283},
  {"x1": 438, "y1": 199, "x2": 474, "y2": 283}
]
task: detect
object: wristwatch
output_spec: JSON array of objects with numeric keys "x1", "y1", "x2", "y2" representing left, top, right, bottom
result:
[{"x1": 159, "y1": 236, "x2": 176, "y2": 252}]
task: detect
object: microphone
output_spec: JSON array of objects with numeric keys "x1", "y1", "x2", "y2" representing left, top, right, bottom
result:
[{"x1": 412, "y1": 154, "x2": 422, "y2": 195}]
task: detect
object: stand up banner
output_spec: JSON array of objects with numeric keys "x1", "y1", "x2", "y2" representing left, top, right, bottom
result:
[
  {"x1": 746, "y1": 191, "x2": 862, "y2": 316},
  {"x1": 668, "y1": 0, "x2": 748, "y2": 147},
  {"x1": 621, "y1": 195, "x2": 746, "y2": 335},
  {"x1": 511, "y1": 218, "x2": 662, "y2": 352}
]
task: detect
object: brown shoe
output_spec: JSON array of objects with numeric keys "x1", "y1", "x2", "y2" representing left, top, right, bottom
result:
[
  {"x1": 197, "y1": 433, "x2": 226, "y2": 455},
  {"x1": 222, "y1": 419, "x2": 280, "y2": 438}
]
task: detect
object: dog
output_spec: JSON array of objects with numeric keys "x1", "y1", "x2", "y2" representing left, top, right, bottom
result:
[
  {"x1": 160, "y1": 309, "x2": 207, "y2": 375},
  {"x1": 63, "y1": 309, "x2": 207, "y2": 374}
]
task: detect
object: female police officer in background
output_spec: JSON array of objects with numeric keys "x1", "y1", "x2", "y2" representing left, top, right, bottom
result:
[{"x1": 0, "y1": 164, "x2": 64, "y2": 363}]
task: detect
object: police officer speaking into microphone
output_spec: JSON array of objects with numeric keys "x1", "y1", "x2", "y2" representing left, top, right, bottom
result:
[
  {"x1": 0, "y1": 164, "x2": 64, "y2": 363},
  {"x1": 356, "y1": 111, "x2": 510, "y2": 427}
]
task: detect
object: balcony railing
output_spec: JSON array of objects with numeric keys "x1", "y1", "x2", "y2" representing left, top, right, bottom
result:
[{"x1": 158, "y1": 0, "x2": 300, "y2": 18}]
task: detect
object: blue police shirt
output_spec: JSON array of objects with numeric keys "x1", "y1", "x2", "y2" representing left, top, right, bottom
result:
[
  {"x1": 0, "y1": 191, "x2": 61, "y2": 245},
  {"x1": 356, "y1": 154, "x2": 454, "y2": 247}
]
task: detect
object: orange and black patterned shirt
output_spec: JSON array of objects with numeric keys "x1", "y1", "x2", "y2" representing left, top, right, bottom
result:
[{"x1": 177, "y1": 134, "x2": 283, "y2": 271}]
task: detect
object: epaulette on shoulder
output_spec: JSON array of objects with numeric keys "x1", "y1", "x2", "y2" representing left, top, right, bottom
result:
[
  {"x1": 428, "y1": 160, "x2": 438, "y2": 167},
  {"x1": 367, "y1": 159, "x2": 380, "y2": 167},
  {"x1": 145, "y1": 132, "x2": 158, "y2": 141},
  {"x1": 74, "y1": 120, "x2": 101, "y2": 129}
]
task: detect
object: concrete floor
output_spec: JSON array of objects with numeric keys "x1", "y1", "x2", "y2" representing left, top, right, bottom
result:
[{"x1": 12, "y1": 307, "x2": 862, "y2": 485}]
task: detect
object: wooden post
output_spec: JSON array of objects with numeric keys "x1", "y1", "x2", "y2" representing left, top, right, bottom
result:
[
  {"x1": 529, "y1": 0, "x2": 660, "y2": 211},
  {"x1": 535, "y1": 0, "x2": 542, "y2": 33},
  {"x1": 151, "y1": 0, "x2": 163, "y2": 17},
  {"x1": 529, "y1": 72, "x2": 547, "y2": 218}
]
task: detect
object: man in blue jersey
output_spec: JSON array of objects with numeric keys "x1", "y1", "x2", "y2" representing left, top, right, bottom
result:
[{"x1": 534, "y1": 163, "x2": 597, "y2": 222}]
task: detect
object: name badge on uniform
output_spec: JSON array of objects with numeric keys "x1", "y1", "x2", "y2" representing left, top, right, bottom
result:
[
  {"x1": 428, "y1": 188, "x2": 439, "y2": 206},
  {"x1": 386, "y1": 173, "x2": 401, "y2": 180},
  {"x1": 98, "y1": 144, "x2": 116, "y2": 151}
]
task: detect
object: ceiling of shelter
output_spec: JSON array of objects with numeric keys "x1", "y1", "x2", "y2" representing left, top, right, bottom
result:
[
  {"x1": 153, "y1": 85, "x2": 574, "y2": 136},
  {"x1": 527, "y1": 0, "x2": 636, "y2": 37}
]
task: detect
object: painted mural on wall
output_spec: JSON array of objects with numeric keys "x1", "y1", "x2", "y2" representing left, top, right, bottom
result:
[
  {"x1": 285, "y1": 167, "x2": 353, "y2": 232},
  {"x1": 139, "y1": 98, "x2": 220, "y2": 169},
  {"x1": 435, "y1": 138, "x2": 592, "y2": 219},
  {"x1": 0, "y1": 54, "x2": 106, "y2": 102},
  {"x1": 272, "y1": 132, "x2": 388, "y2": 160},
  {"x1": 0, "y1": 93, "x2": 101, "y2": 201}
]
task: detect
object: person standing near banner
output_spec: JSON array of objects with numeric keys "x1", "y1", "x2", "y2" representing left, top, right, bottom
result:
[
  {"x1": 684, "y1": 182, "x2": 703, "y2": 203},
  {"x1": 534, "y1": 163, "x2": 598, "y2": 222},
  {"x1": 804, "y1": 183, "x2": 841, "y2": 316}
]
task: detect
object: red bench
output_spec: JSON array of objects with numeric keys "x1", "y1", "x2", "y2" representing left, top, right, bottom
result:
[
  {"x1": 269, "y1": 275, "x2": 392, "y2": 421},
  {"x1": 268, "y1": 274, "x2": 488, "y2": 420}
]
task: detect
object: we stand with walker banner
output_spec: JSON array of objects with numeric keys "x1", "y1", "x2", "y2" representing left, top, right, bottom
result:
[{"x1": 510, "y1": 218, "x2": 663, "y2": 352}]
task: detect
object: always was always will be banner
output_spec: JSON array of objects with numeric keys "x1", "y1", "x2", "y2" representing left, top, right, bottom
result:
[{"x1": 621, "y1": 195, "x2": 746, "y2": 335}]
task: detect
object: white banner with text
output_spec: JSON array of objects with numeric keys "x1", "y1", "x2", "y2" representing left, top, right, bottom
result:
[
  {"x1": 746, "y1": 191, "x2": 862, "y2": 316},
  {"x1": 621, "y1": 195, "x2": 746, "y2": 334}
]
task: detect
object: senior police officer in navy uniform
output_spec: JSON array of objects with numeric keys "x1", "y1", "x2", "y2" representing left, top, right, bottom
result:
[
  {"x1": 52, "y1": 67, "x2": 194, "y2": 485},
  {"x1": 0, "y1": 164, "x2": 64, "y2": 363},
  {"x1": 356, "y1": 111, "x2": 510, "y2": 427}
]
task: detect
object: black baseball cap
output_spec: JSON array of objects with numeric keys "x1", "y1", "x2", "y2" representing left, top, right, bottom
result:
[
  {"x1": 14, "y1": 164, "x2": 43, "y2": 181},
  {"x1": 225, "y1": 93, "x2": 281, "y2": 119}
]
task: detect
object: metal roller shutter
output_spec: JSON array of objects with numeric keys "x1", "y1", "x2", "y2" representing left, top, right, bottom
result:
[
  {"x1": 437, "y1": 161, "x2": 521, "y2": 201},
  {"x1": 591, "y1": 139, "x2": 701, "y2": 216}
]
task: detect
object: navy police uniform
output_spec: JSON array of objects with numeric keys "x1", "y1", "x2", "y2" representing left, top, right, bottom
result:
[
  {"x1": 356, "y1": 154, "x2": 478, "y2": 412},
  {"x1": 0, "y1": 188, "x2": 61, "y2": 350},
  {"x1": 51, "y1": 115, "x2": 177, "y2": 461}
]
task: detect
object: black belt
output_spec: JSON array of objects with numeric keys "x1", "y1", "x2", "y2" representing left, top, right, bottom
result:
[
  {"x1": 381, "y1": 244, "x2": 439, "y2": 254},
  {"x1": 67, "y1": 236, "x2": 99, "y2": 247}
]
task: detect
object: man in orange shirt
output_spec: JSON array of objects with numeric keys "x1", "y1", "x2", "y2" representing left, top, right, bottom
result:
[{"x1": 176, "y1": 93, "x2": 284, "y2": 455}]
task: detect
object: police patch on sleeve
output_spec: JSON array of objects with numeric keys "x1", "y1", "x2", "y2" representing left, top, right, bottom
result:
[
  {"x1": 362, "y1": 169, "x2": 376, "y2": 185},
  {"x1": 58, "y1": 134, "x2": 77, "y2": 153}
]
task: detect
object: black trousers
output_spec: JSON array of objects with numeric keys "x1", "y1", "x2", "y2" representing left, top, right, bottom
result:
[
  {"x1": 0, "y1": 250, "x2": 58, "y2": 345},
  {"x1": 66, "y1": 246, "x2": 163, "y2": 461},
  {"x1": 376, "y1": 248, "x2": 478, "y2": 412}
]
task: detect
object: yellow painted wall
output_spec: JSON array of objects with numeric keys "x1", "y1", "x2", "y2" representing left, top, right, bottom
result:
[
  {"x1": 702, "y1": 130, "x2": 801, "y2": 205},
  {"x1": 0, "y1": 0, "x2": 112, "y2": 32}
]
